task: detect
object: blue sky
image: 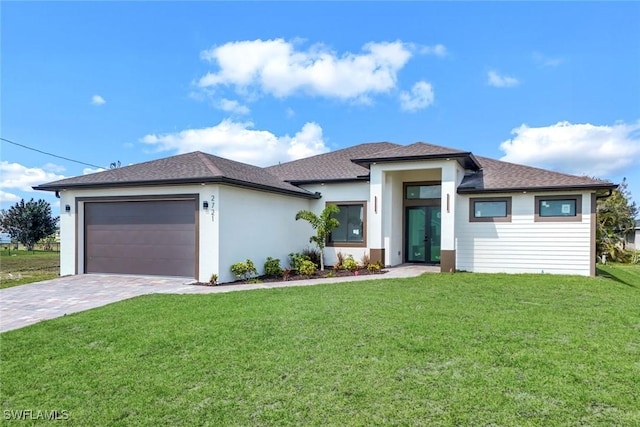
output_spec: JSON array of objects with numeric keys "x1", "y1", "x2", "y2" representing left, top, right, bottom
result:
[{"x1": 2, "y1": 1, "x2": 639, "y2": 211}]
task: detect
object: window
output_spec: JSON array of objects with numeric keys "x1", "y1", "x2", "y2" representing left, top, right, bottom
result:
[
  {"x1": 327, "y1": 202, "x2": 366, "y2": 247},
  {"x1": 469, "y1": 197, "x2": 512, "y2": 222},
  {"x1": 406, "y1": 184, "x2": 441, "y2": 200},
  {"x1": 535, "y1": 195, "x2": 582, "y2": 222}
]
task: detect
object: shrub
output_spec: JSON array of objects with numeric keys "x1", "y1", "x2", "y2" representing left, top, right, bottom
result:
[
  {"x1": 230, "y1": 259, "x2": 258, "y2": 280},
  {"x1": 282, "y1": 268, "x2": 292, "y2": 281},
  {"x1": 298, "y1": 259, "x2": 317, "y2": 276},
  {"x1": 361, "y1": 253, "x2": 371, "y2": 268},
  {"x1": 264, "y1": 257, "x2": 283, "y2": 277},
  {"x1": 343, "y1": 255, "x2": 359, "y2": 272},
  {"x1": 289, "y1": 252, "x2": 310, "y2": 273},
  {"x1": 209, "y1": 273, "x2": 218, "y2": 286},
  {"x1": 302, "y1": 247, "x2": 322, "y2": 269},
  {"x1": 335, "y1": 251, "x2": 346, "y2": 270},
  {"x1": 367, "y1": 263, "x2": 381, "y2": 274}
]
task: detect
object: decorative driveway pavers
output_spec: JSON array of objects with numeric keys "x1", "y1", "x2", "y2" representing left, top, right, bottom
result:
[{"x1": 0, "y1": 265, "x2": 438, "y2": 333}]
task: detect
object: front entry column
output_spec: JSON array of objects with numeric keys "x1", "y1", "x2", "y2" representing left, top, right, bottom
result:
[
  {"x1": 440, "y1": 165, "x2": 457, "y2": 272},
  {"x1": 368, "y1": 166, "x2": 385, "y2": 265}
]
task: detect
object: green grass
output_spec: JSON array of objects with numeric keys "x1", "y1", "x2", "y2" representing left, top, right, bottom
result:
[
  {"x1": 597, "y1": 262, "x2": 640, "y2": 287},
  {"x1": 2, "y1": 270, "x2": 639, "y2": 426},
  {"x1": 0, "y1": 250, "x2": 60, "y2": 289}
]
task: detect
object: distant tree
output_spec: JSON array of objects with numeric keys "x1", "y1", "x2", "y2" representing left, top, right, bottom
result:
[
  {"x1": 295, "y1": 204, "x2": 340, "y2": 271},
  {"x1": 597, "y1": 178, "x2": 638, "y2": 262},
  {"x1": 0, "y1": 199, "x2": 58, "y2": 251}
]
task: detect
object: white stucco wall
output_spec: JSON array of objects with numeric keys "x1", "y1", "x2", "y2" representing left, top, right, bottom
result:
[
  {"x1": 455, "y1": 191, "x2": 594, "y2": 276},
  {"x1": 217, "y1": 186, "x2": 312, "y2": 283},
  {"x1": 299, "y1": 182, "x2": 371, "y2": 267}
]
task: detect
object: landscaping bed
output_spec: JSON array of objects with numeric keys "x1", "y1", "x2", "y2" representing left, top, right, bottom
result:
[{"x1": 193, "y1": 266, "x2": 388, "y2": 286}]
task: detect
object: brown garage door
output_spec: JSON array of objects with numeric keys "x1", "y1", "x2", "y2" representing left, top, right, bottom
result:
[{"x1": 84, "y1": 199, "x2": 196, "y2": 277}]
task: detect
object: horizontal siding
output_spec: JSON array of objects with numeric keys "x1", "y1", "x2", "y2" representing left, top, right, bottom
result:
[{"x1": 455, "y1": 192, "x2": 593, "y2": 276}]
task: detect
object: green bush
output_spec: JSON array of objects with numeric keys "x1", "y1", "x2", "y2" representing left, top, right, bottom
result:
[
  {"x1": 230, "y1": 259, "x2": 257, "y2": 280},
  {"x1": 264, "y1": 257, "x2": 283, "y2": 277},
  {"x1": 367, "y1": 262, "x2": 382, "y2": 273},
  {"x1": 289, "y1": 252, "x2": 310, "y2": 272},
  {"x1": 298, "y1": 259, "x2": 317, "y2": 276},
  {"x1": 343, "y1": 255, "x2": 359, "y2": 272},
  {"x1": 302, "y1": 247, "x2": 321, "y2": 269}
]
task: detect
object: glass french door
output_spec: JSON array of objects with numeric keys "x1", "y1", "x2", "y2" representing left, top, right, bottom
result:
[{"x1": 406, "y1": 206, "x2": 441, "y2": 263}]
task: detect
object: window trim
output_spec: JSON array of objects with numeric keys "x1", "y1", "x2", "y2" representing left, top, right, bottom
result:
[
  {"x1": 469, "y1": 197, "x2": 512, "y2": 223},
  {"x1": 534, "y1": 195, "x2": 582, "y2": 222},
  {"x1": 326, "y1": 201, "x2": 367, "y2": 248}
]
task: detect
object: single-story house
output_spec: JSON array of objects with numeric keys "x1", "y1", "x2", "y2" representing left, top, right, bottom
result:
[{"x1": 34, "y1": 141, "x2": 615, "y2": 282}]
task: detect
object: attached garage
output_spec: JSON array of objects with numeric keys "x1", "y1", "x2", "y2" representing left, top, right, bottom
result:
[{"x1": 83, "y1": 197, "x2": 197, "y2": 277}]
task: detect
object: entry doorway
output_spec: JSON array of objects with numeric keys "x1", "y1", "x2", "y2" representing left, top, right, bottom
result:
[{"x1": 405, "y1": 206, "x2": 441, "y2": 263}]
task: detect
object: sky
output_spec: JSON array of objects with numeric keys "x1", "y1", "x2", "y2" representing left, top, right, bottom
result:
[{"x1": 2, "y1": 1, "x2": 640, "y2": 212}]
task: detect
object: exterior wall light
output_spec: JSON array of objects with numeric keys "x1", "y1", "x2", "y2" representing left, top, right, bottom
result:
[
  {"x1": 203, "y1": 201, "x2": 209, "y2": 209},
  {"x1": 65, "y1": 204, "x2": 71, "y2": 213}
]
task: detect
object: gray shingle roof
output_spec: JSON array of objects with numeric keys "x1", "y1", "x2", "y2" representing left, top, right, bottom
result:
[
  {"x1": 458, "y1": 156, "x2": 615, "y2": 193},
  {"x1": 265, "y1": 142, "x2": 400, "y2": 183},
  {"x1": 34, "y1": 151, "x2": 318, "y2": 198},
  {"x1": 34, "y1": 143, "x2": 616, "y2": 197},
  {"x1": 351, "y1": 142, "x2": 480, "y2": 170}
]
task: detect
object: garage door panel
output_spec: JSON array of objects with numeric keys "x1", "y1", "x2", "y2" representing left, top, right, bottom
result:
[
  {"x1": 86, "y1": 229, "x2": 195, "y2": 246},
  {"x1": 85, "y1": 199, "x2": 196, "y2": 277},
  {"x1": 87, "y1": 243, "x2": 195, "y2": 260}
]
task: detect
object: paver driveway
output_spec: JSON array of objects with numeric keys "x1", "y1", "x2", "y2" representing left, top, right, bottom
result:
[{"x1": 0, "y1": 265, "x2": 436, "y2": 332}]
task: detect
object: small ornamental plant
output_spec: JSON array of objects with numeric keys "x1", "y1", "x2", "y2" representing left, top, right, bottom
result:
[
  {"x1": 342, "y1": 255, "x2": 359, "y2": 273},
  {"x1": 230, "y1": 259, "x2": 258, "y2": 281},
  {"x1": 264, "y1": 257, "x2": 283, "y2": 277},
  {"x1": 298, "y1": 259, "x2": 317, "y2": 276}
]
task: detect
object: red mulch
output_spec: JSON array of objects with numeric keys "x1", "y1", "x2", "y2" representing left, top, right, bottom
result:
[{"x1": 192, "y1": 268, "x2": 388, "y2": 287}]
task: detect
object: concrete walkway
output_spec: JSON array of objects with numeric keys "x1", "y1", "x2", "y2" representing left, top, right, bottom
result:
[{"x1": 0, "y1": 265, "x2": 437, "y2": 333}]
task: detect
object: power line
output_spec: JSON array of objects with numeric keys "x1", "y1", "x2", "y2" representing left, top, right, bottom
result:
[{"x1": 0, "y1": 137, "x2": 105, "y2": 169}]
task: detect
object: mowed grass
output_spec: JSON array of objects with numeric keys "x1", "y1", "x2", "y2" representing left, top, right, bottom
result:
[
  {"x1": 2, "y1": 270, "x2": 639, "y2": 426},
  {"x1": 0, "y1": 250, "x2": 60, "y2": 289}
]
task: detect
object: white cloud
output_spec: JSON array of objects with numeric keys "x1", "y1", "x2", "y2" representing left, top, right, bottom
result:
[
  {"x1": 91, "y1": 95, "x2": 106, "y2": 106},
  {"x1": 197, "y1": 39, "x2": 413, "y2": 101},
  {"x1": 532, "y1": 51, "x2": 563, "y2": 68},
  {"x1": 218, "y1": 98, "x2": 250, "y2": 115},
  {"x1": 0, "y1": 161, "x2": 66, "y2": 192},
  {"x1": 82, "y1": 167, "x2": 106, "y2": 175},
  {"x1": 0, "y1": 190, "x2": 21, "y2": 203},
  {"x1": 140, "y1": 119, "x2": 328, "y2": 166},
  {"x1": 399, "y1": 81, "x2": 435, "y2": 112},
  {"x1": 42, "y1": 163, "x2": 66, "y2": 173},
  {"x1": 487, "y1": 70, "x2": 520, "y2": 88},
  {"x1": 420, "y1": 44, "x2": 448, "y2": 57},
  {"x1": 499, "y1": 120, "x2": 640, "y2": 177}
]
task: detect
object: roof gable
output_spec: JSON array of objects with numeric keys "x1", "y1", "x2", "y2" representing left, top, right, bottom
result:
[{"x1": 351, "y1": 142, "x2": 480, "y2": 170}]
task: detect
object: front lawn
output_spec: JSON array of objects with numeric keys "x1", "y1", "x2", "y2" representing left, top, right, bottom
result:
[
  {"x1": 0, "y1": 250, "x2": 60, "y2": 289},
  {"x1": 1, "y1": 272, "x2": 639, "y2": 425}
]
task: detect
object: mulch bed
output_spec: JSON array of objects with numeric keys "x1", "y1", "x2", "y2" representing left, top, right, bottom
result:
[{"x1": 192, "y1": 268, "x2": 388, "y2": 287}]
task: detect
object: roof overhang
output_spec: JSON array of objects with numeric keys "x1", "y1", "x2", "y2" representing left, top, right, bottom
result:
[
  {"x1": 457, "y1": 183, "x2": 618, "y2": 195},
  {"x1": 352, "y1": 152, "x2": 481, "y2": 170},
  {"x1": 33, "y1": 177, "x2": 321, "y2": 199},
  {"x1": 286, "y1": 176, "x2": 371, "y2": 185}
]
